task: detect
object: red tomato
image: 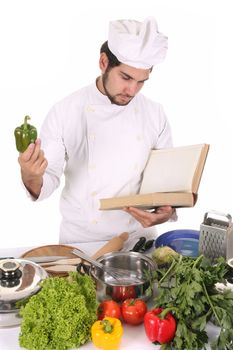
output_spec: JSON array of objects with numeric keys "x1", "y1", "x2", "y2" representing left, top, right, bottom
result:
[
  {"x1": 97, "y1": 300, "x2": 121, "y2": 320},
  {"x1": 112, "y1": 286, "x2": 136, "y2": 302},
  {"x1": 121, "y1": 298, "x2": 147, "y2": 325}
]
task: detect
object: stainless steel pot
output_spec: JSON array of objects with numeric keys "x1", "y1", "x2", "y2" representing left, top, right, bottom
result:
[
  {"x1": 0, "y1": 258, "x2": 48, "y2": 327},
  {"x1": 90, "y1": 251, "x2": 156, "y2": 302}
]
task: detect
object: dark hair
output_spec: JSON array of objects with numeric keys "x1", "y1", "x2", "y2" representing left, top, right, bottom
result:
[
  {"x1": 100, "y1": 41, "x2": 121, "y2": 68},
  {"x1": 100, "y1": 41, "x2": 154, "y2": 72}
]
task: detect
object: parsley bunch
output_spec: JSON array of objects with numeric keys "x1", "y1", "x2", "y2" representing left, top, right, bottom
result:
[{"x1": 152, "y1": 254, "x2": 233, "y2": 350}]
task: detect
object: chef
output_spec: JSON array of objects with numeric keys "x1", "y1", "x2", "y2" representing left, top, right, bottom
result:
[{"x1": 17, "y1": 16, "x2": 176, "y2": 244}]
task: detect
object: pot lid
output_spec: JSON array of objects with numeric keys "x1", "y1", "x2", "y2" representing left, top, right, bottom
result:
[{"x1": 0, "y1": 258, "x2": 48, "y2": 306}]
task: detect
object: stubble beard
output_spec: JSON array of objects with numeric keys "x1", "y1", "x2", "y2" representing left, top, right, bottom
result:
[{"x1": 102, "y1": 71, "x2": 133, "y2": 106}]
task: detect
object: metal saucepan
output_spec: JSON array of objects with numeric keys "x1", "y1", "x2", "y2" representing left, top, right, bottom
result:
[
  {"x1": 90, "y1": 251, "x2": 156, "y2": 302},
  {"x1": 0, "y1": 258, "x2": 48, "y2": 327}
]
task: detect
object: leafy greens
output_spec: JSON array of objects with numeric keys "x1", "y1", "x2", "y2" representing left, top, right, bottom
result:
[
  {"x1": 19, "y1": 272, "x2": 98, "y2": 350},
  {"x1": 151, "y1": 254, "x2": 233, "y2": 350}
]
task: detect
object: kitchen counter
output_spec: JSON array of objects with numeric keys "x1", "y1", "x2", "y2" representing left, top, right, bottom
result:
[{"x1": 0, "y1": 242, "x2": 220, "y2": 350}]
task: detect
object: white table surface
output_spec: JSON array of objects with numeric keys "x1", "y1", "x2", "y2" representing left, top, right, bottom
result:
[{"x1": 0, "y1": 242, "x2": 220, "y2": 350}]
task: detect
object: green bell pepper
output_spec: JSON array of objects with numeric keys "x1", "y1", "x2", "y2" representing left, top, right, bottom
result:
[{"x1": 14, "y1": 115, "x2": 37, "y2": 152}]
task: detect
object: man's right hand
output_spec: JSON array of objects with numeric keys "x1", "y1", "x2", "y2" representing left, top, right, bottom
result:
[{"x1": 18, "y1": 138, "x2": 48, "y2": 199}]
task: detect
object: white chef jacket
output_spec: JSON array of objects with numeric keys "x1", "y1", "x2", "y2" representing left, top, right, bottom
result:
[{"x1": 37, "y1": 82, "x2": 173, "y2": 243}]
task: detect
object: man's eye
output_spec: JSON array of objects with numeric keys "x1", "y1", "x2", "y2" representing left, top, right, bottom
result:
[{"x1": 122, "y1": 76, "x2": 130, "y2": 80}]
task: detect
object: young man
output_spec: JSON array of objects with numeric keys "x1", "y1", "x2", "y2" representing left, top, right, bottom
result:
[{"x1": 18, "y1": 17, "x2": 175, "y2": 243}]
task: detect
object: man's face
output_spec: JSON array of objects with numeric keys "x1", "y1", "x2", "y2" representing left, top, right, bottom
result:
[{"x1": 102, "y1": 64, "x2": 151, "y2": 106}]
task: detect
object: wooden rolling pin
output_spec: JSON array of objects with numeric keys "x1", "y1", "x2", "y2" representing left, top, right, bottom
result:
[{"x1": 91, "y1": 232, "x2": 129, "y2": 260}]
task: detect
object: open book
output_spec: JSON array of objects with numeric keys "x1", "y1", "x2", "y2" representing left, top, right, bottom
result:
[{"x1": 99, "y1": 143, "x2": 209, "y2": 210}]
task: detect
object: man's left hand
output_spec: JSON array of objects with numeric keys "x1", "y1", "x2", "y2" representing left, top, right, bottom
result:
[{"x1": 123, "y1": 206, "x2": 175, "y2": 227}]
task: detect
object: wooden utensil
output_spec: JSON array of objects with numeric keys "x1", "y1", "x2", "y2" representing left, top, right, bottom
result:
[
  {"x1": 20, "y1": 232, "x2": 129, "y2": 276},
  {"x1": 44, "y1": 265, "x2": 77, "y2": 273},
  {"x1": 21, "y1": 244, "x2": 81, "y2": 277},
  {"x1": 91, "y1": 232, "x2": 129, "y2": 259},
  {"x1": 21, "y1": 244, "x2": 78, "y2": 259},
  {"x1": 40, "y1": 257, "x2": 82, "y2": 267}
]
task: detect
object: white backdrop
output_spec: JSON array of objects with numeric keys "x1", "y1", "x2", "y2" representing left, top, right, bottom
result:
[{"x1": 1, "y1": 0, "x2": 232, "y2": 248}]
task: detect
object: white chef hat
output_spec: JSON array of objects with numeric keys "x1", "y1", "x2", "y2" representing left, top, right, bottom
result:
[{"x1": 108, "y1": 17, "x2": 167, "y2": 69}]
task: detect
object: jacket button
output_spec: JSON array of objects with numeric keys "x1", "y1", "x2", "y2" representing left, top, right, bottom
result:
[
  {"x1": 88, "y1": 164, "x2": 96, "y2": 170},
  {"x1": 89, "y1": 133, "x2": 96, "y2": 140},
  {"x1": 86, "y1": 106, "x2": 95, "y2": 112}
]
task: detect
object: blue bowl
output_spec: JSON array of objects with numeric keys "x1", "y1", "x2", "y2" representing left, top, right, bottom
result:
[{"x1": 155, "y1": 229, "x2": 200, "y2": 257}]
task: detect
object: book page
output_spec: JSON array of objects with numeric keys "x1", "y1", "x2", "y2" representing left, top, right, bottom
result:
[{"x1": 140, "y1": 144, "x2": 205, "y2": 194}]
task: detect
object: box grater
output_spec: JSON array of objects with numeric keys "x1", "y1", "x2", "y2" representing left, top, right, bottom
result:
[{"x1": 199, "y1": 211, "x2": 233, "y2": 260}]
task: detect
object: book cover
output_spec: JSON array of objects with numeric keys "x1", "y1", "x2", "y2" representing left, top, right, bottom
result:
[{"x1": 99, "y1": 143, "x2": 209, "y2": 210}]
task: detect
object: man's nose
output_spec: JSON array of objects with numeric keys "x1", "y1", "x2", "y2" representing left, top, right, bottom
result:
[{"x1": 126, "y1": 81, "x2": 139, "y2": 96}]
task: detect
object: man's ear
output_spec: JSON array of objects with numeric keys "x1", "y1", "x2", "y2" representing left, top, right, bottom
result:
[{"x1": 99, "y1": 52, "x2": 109, "y2": 73}]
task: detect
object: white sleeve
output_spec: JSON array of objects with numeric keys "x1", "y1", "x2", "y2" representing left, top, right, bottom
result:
[
  {"x1": 21, "y1": 172, "x2": 61, "y2": 202},
  {"x1": 37, "y1": 105, "x2": 66, "y2": 201},
  {"x1": 155, "y1": 104, "x2": 173, "y2": 149},
  {"x1": 170, "y1": 209, "x2": 178, "y2": 222}
]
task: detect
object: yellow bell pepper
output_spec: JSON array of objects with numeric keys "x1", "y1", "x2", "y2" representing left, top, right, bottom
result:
[{"x1": 91, "y1": 316, "x2": 123, "y2": 350}]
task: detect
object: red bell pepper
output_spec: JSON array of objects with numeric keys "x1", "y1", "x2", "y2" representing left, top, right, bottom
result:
[{"x1": 144, "y1": 307, "x2": 176, "y2": 344}]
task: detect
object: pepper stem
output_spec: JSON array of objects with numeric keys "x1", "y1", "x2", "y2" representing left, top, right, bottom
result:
[
  {"x1": 23, "y1": 115, "x2": 31, "y2": 130},
  {"x1": 100, "y1": 319, "x2": 113, "y2": 333},
  {"x1": 159, "y1": 307, "x2": 177, "y2": 320}
]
